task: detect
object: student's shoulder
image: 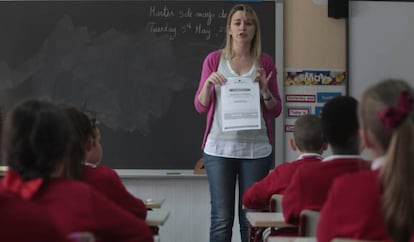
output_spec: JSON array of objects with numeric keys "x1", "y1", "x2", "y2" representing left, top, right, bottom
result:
[
  {"x1": 48, "y1": 178, "x2": 95, "y2": 193},
  {"x1": 328, "y1": 170, "x2": 379, "y2": 198},
  {"x1": 335, "y1": 169, "x2": 379, "y2": 186},
  {"x1": 295, "y1": 160, "x2": 324, "y2": 172},
  {"x1": 84, "y1": 165, "x2": 118, "y2": 176}
]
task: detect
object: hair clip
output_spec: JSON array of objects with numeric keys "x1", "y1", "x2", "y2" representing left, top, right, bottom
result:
[{"x1": 378, "y1": 91, "x2": 413, "y2": 129}]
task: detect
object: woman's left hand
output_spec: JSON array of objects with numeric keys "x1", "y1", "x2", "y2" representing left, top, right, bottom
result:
[{"x1": 255, "y1": 68, "x2": 272, "y2": 93}]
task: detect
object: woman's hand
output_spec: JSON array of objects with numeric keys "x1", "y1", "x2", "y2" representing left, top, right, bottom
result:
[
  {"x1": 204, "y1": 72, "x2": 227, "y2": 90},
  {"x1": 198, "y1": 72, "x2": 227, "y2": 107},
  {"x1": 255, "y1": 68, "x2": 272, "y2": 93}
]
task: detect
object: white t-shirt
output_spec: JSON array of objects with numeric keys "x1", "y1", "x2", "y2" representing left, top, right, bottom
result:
[{"x1": 203, "y1": 54, "x2": 272, "y2": 159}]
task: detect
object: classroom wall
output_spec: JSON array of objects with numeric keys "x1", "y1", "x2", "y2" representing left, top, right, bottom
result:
[
  {"x1": 284, "y1": 0, "x2": 345, "y2": 69},
  {"x1": 282, "y1": 0, "x2": 346, "y2": 163}
]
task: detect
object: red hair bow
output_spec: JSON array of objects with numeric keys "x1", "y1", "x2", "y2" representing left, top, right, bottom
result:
[
  {"x1": 378, "y1": 91, "x2": 413, "y2": 130},
  {"x1": 2, "y1": 170, "x2": 43, "y2": 200}
]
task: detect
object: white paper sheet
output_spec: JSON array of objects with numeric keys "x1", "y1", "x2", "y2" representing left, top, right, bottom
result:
[{"x1": 220, "y1": 77, "x2": 261, "y2": 132}]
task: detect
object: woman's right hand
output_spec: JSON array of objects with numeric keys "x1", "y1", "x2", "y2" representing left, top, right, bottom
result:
[{"x1": 204, "y1": 72, "x2": 227, "y2": 90}]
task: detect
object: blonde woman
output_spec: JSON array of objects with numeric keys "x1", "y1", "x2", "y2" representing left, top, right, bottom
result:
[{"x1": 194, "y1": 4, "x2": 282, "y2": 242}]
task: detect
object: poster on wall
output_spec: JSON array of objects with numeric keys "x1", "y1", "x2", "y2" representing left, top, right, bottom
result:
[{"x1": 283, "y1": 68, "x2": 346, "y2": 162}]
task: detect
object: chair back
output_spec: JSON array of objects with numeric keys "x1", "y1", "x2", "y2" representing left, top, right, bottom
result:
[
  {"x1": 269, "y1": 194, "x2": 283, "y2": 212},
  {"x1": 298, "y1": 210, "x2": 320, "y2": 236}
]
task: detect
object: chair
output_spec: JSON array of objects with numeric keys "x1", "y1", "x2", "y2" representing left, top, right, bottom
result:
[
  {"x1": 298, "y1": 210, "x2": 320, "y2": 236},
  {"x1": 250, "y1": 194, "x2": 283, "y2": 241},
  {"x1": 68, "y1": 232, "x2": 95, "y2": 242},
  {"x1": 269, "y1": 194, "x2": 283, "y2": 212},
  {"x1": 247, "y1": 212, "x2": 297, "y2": 242}
]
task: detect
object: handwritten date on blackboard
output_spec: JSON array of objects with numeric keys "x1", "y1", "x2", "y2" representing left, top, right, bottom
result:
[{"x1": 148, "y1": 5, "x2": 228, "y2": 41}]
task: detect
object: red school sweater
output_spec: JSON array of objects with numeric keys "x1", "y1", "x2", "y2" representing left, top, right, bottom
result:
[
  {"x1": 83, "y1": 165, "x2": 147, "y2": 219},
  {"x1": 1, "y1": 178, "x2": 153, "y2": 242},
  {"x1": 282, "y1": 157, "x2": 371, "y2": 225},
  {"x1": 242, "y1": 154, "x2": 323, "y2": 209}
]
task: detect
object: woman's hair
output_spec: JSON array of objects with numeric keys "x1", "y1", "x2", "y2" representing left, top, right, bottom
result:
[
  {"x1": 359, "y1": 79, "x2": 414, "y2": 242},
  {"x1": 2, "y1": 99, "x2": 70, "y2": 180},
  {"x1": 222, "y1": 4, "x2": 262, "y2": 62},
  {"x1": 58, "y1": 103, "x2": 94, "y2": 179}
]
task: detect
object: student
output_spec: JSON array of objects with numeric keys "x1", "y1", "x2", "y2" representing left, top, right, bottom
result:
[
  {"x1": 317, "y1": 79, "x2": 414, "y2": 242},
  {"x1": 242, "y1": 114, "x2": 327, "y2": 209},
  {"x1": 282, "y1": 96, "x2": 371, "y2": 225},
  {"x1": 0, "y1": 107, "x2": 68, "y2": 242},
  {"x1": 194, "y1": 4, "x2": 282, "y2": 241},
  {"x1": 0, "y1": 99, "x2": 153, "y2": 242},
  {"x1": 59, "y1": 104, "x2": 147, "y2": 219}
]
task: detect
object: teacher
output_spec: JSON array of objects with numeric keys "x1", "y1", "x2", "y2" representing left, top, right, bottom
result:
[{"x1": 194, "y1": 4, "x2": 282, "y2": 242}]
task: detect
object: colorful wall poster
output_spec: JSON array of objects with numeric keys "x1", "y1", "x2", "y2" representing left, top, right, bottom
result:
[{"x1": 283, "y1": 69, "x2": 347, "y2": 162}]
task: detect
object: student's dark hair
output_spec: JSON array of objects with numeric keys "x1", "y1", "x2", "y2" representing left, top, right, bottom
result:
[
  {"x1": 321, "y1": 95, "x2": 359, "y2": 154},
  {"x1": 2, "y1": 99, "x2": 70, "y2": 180},
  {"x1": 360, "y1": 79, "x2": 414, "y2": 242},
  {"x1": 58, "y1": 103, "x2": 94, "y2": 179},
  {"x1": 293, "y1": 114, "x2": 325, "y2": 152}
]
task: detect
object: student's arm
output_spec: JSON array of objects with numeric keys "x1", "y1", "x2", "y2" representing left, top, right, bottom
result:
[
  {"x1": 281, "y1": 167, "x2": 306, "y2": 225},
  {"x1": 242, "y1": 164, "x2": 292, "y2": 209},
  {"x1": 91, "y1": 188, "x2": 154, "y2": 242},
  {"x1": 84, "y1": 166, "x2": 147, "y2": 219},
  {"x1": 103, "y1": 167, "x2": 148, "y2": 219}
]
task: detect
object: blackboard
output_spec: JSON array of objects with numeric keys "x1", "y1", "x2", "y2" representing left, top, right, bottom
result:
[
  {"x1": 348, "y1": 0, "x2": 414, "y2": 100},
  {"x1": 0, "y1": 1, "x2": 278, "y2": 170}
]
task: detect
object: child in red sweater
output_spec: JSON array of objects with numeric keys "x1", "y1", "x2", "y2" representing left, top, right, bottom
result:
[
  {"x1": 317, "y1": 79, "x2": 414, "y2": 242},
  {"x1": 242, "y1": 114, "x2": 327, "y2": 209}
]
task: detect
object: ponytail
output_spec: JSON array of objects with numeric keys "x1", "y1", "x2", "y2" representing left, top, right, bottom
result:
[
  {"x1": 381, "y1": 118, "x2": 414, "y2": 242},
  {"x1": 379, "y1": 91, "x2": 414, "y2": 242}
]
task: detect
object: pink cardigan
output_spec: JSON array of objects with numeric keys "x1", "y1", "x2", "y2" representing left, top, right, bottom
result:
[{"x1": 194, "y1": 50, "x2": 282, "y2": 148}]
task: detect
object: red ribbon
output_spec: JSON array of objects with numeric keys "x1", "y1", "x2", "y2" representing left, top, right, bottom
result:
[
  {"x1": 378, "y1": 91, "x2": 413, "y2": 130},
  {"x1": 2, "y1": 170, "x2": 43, "y2": 200}
]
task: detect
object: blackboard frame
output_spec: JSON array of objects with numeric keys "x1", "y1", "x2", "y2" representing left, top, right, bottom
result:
[{"x1": 0, "y1": 0, "x2": 284, "y2": 174}]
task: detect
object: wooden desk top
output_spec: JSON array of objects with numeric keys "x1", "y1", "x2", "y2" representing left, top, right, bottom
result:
[
  {"x1": 267, "y1": 236, "x2": 316, "y2": 242},
  {"x1": 144, "y1": 198, "x2": 165, "y2": 209},
  {"x1": 146, "y1": 209, "x2": 170, "y2": 227},
  {"x1": 246, "y1": 212, "x2": 296, "y2": 228}
]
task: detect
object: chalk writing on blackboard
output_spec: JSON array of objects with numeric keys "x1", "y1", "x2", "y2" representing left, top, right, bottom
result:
[{"x1": 148, "y1": 5, "x2": 228, "y2": 41}]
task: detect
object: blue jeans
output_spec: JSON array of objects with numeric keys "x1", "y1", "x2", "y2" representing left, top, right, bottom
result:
[{"x1": 203, "y1": 153, "x2": 272, "y2": 242}]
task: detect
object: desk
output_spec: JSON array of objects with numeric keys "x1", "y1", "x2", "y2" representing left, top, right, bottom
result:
[
  {"x1": 144, "y1": 198, "x2": 165, "y2": 209},
  {"x1": 246, "y1": 212, "x2": 295, "y2": 228},
  {"x1": 267, "y1": 236, "x2": 316, "y2": 242},
  {"x1": 146, "y1": 209, "x2": 170, "y2": 227},
  {"x1": 247, "y1": 212, "x2": 297, "y2": 242}
]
